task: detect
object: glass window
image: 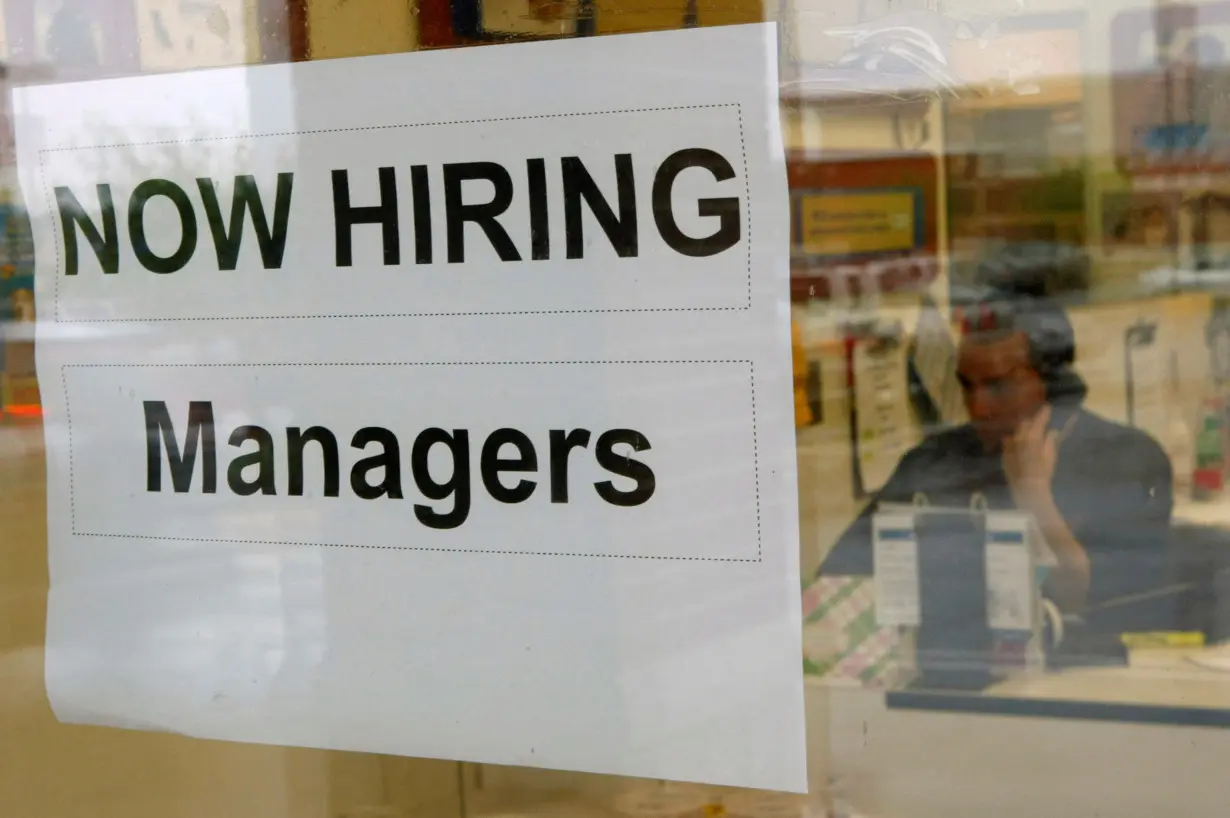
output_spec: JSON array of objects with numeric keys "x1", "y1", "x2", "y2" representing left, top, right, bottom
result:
[{"x1": 7, "y1": 2, "x2": 1230, "y2": 817}]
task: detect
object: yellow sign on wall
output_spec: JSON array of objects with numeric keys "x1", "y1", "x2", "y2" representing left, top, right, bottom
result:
[{"x1": 798, "y1": 190, "x2": 919, "y2": 257}]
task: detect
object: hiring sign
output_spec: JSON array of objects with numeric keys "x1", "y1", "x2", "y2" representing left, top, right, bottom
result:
[{"x1": 16, "y1": 24, "x2": 804, "y2": 791}]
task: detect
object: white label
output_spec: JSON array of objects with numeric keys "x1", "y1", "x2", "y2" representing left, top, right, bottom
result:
[
  {"x1": 985, "y1": 514, "x2": 1037, "y2": 632},
  {"x1": 872, "y1": 513, "x2": 920, "y2": 627},
  {"x1": 17, "y1": 25, "x2": 805, "y2": 792}
]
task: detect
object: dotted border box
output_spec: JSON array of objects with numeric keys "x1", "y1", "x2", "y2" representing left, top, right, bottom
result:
[
  {"x1": 62, "y1": 360, "x2": 761, "y2": 562},
  {"x1": 41, "y1": 104, "x2": 751, "y2": 323}
]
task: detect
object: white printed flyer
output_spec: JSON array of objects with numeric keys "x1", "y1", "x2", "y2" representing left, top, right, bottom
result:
[{"x1": 14, "y1": 23, "x2": 805, "y2": 791}]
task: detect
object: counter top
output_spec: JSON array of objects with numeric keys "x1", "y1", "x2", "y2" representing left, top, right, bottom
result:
[{"x1": 877, "y1": 645, "x2": 1230, "y2": 726}]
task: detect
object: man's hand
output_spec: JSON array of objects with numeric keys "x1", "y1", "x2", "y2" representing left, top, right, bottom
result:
[
  {"x1": 1002, "y1": 404, "x2": 1059, "y2": 507},
  {"x1": 1003, "y1": 404, "x2": 1091, "y2": 612}
]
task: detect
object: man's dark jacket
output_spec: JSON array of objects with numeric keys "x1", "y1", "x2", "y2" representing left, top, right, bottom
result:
[{"x1": 819, "y1": 403, "x2": 1174, "y2": 607}]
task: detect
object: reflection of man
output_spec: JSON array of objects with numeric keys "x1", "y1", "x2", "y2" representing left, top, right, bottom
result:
[{"x1": 821, "y1": 295, "x2": 1174, "y2": 614}]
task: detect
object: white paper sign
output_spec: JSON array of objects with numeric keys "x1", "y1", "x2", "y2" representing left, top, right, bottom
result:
[
  {"x1": 983, "y1": 515, "x2": 1036, "y2": 632},
  {"x1": 871, "y1": 512, "x2": 920, "y2": 627},
  {"x1": 853, "y1": 338, "x2": 913, "y2": 495},
  {"x1": 15, "y1": 25, "x2": 805, "y2": 791}
]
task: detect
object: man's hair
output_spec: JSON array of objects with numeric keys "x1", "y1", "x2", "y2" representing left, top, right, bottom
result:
[{"x1": 958, "y1": 292, "x2": 1087, "y2": 404}]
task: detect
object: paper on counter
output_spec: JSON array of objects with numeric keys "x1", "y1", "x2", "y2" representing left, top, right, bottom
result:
[{"x1": 872, "y1": 512, "x2": 920, "y2": 627}]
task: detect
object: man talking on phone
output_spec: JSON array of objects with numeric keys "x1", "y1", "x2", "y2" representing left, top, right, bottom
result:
[{"x1": 819, "y1": 293, "x2": 1174, "y2": 614}]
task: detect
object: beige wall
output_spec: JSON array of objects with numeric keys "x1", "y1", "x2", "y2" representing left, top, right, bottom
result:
[{"x1": 132, "y1": 0, "x2": 251, "y2": 71}]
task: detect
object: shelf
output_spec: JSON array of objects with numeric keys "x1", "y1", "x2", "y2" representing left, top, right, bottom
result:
[{"x1": 951, "y1": 213, "x2": 1084, "y2": 225}]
